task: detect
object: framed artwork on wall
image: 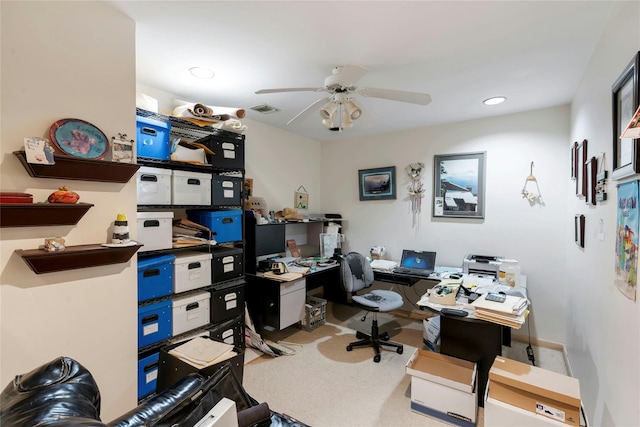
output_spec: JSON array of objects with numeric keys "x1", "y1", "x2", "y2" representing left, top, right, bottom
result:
[
  {"x1": 576, "y1": 139, "x2": 588, "y2": 197},
  {"x1": 433, "y1": 151, "x2": 486, "y2": 218},
  {"x1": 358, "y1": 166, "x2": 396, "y2": 201},
  {"x1": 612, "y1": 51, "x2": 640, "y2": 181}
]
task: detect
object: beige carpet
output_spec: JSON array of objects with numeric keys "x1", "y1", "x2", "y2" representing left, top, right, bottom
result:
[{"x1": 242, "y1": 301, "x2": 567, "y2": 427}]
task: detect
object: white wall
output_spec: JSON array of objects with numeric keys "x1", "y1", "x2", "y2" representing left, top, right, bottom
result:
[
  {"x1": 567, "y1": 2, "x2": 640, "y2": 426},
  {"x1": 0, "y1": 1, "x2": 138, "y2": 421},
  {"x1": 320, "y1": 106, "x2": 570, "y2": 343}
]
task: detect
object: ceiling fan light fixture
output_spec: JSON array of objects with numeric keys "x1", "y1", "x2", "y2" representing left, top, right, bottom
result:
[
  {"x1": 483, "y1": 96, "x2": 507, "y2": 106},
  {"x1": 341, "y1": 110, "x2": 353, "y2": 128},
  {"x1": 320, "y1": 101, "x2": 338, "y2": 120},
  {"x1": 344, "y1": 100, "x2": 362, "y2": 120}
]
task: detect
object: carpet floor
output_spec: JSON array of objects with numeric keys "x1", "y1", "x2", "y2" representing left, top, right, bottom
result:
[{"x1": 242, "y1": 301, "x2": 568, "y2": 427}]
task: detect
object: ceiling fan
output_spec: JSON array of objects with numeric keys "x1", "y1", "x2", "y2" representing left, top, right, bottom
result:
[{"x1": 255, "y1": 64, "x2": 432, "y2": 131}]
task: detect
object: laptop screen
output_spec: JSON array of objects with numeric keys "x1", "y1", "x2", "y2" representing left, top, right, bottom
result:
[{"x1": 400, "y1": 250, "x2": 436, "y2": 271}]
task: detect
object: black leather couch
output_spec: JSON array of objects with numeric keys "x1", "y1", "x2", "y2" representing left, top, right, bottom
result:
[{"x1": 0, "y1": 356, "x2": 306, "y2": 427}]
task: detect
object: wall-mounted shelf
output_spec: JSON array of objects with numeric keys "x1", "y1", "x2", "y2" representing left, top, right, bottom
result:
[
  {"x1": 14, "y1": 151, "x2": 140, "y2": 183},
  {"x1": 0, "y1": 203, "x2": 94, "y2": 227},
  {"x1": 16, "y1": 243, "x2": 143, "y2": 274}
]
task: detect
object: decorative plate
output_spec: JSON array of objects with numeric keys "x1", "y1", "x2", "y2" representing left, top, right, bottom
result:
[{"x1": 49, "y1": 118, "x2": 109, "y2": 159}]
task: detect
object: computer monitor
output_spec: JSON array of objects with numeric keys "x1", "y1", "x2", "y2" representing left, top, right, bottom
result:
[{"x1": 255, "y1": 223, "x2": 286, "y2": 257}]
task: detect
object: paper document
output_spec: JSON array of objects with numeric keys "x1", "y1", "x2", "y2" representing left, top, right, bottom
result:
[
  {"x1": 169, "y1": 337, "x2": 236, "y2": 368},
  {"x1": 370, "y1": 260, "x2": 398, "y2": 271}
]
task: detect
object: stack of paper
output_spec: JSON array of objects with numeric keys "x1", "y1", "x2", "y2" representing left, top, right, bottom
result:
[
  {"x1": 169, "y1": 337, "x2": 236, "y2": 369},
  {"x1": 472, "y1": 293, "x2": 529, "y2": 329},
  {"x1": 172, "y1": 218, "x2": 216, "y2": 247}
]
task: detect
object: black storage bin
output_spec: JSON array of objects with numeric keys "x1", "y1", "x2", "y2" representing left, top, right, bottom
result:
[
  {"x1": 211, "y1": 282, "x2": 245, "y2": 324},
  {"x1": 211, "y1": 246, "x2": 243, "y2": 283},
  {"x1": 156, "y1": 337, "x2": 244, "y2": 393},
  {"x1": 211, "y1": 175, "x2": 242, "y2": 207},
  {"x1": 209, "y1": 316, "x2": 245, "y2": 349},
  {"x1": 195, "y1": 132, "x2": 245, "y2": 170}
]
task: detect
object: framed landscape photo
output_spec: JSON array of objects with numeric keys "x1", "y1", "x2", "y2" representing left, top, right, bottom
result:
[
  {"x1": 612, "y1": 51, "x2": 640, "y2": 180},
  {"x1": 358, "y1": 166, "x2": 396, "y2": 201},
  {"x1": 433, "y1": 151, "x2": 486, "y2": 218}
]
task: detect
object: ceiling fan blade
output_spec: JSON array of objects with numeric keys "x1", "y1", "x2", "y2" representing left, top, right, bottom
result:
[
  {"x1": 287, "y1": 97, "x2": 328, "y2": 125},
  {"x1": 255, "y1": 87, "x2": 323, "y2": 94},
  {"x1": 332, "y1": 64, "x2": 369, "y2": 86},
  {"x1": 357, "y1": 87, "x2": 432, "y2": 105}
]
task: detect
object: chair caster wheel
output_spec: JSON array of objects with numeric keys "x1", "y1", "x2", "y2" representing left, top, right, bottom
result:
[
  {"x1": 373, "y1": 354, "x2": 381, "y2": 363},
  {"x1": 397, "y1": 347, "x2": 403, "y2": 354},
  {"x1": 356, "y1": 331, "x2": 366, "y2": 339},
  {"x1": 381, "y1": 332, "x2": 390, "y2": 341},
  {"x1": 347, "y1": 345, "x2": 353, "y2": 352}
]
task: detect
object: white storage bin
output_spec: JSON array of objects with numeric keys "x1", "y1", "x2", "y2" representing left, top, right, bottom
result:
[
  {"x1": 137, "y1": 211, "x2": 174, "y2": 252},
  {"x1": 172, "y1": 291, "x2": 211, "y2": 336},
  {"x1": 137, "y1": 166, "x2": 172, "y2": 205},
  {"x1": 172, "y1": 170, "x2": 212, "y2": 206},
  {"x1": 174, "y1": 251, "x2": 213, "y2": 293}
]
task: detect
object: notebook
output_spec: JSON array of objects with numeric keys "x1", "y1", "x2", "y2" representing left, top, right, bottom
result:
[{"x1": 393, "y1": 250, "x2": 437, "y2": 276}]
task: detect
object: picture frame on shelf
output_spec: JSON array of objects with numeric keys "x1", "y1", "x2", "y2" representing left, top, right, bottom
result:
[
  {"x1": 433, "y1": 151, "x2": 486, "y2": 219},
  {"x1": 612, "y1": 51, "x2": 640, "y2": 180},
  {"x1": 358, "y1": 166, "x2": 396, "y2": 201}
]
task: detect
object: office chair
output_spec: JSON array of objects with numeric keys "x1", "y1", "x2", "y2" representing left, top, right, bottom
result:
[{"x1": 340, "y1": 252, "x2": 404, "y2": 362}]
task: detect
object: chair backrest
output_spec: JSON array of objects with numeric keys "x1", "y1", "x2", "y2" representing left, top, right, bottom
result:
[{"x1": 341, "y1": 252, "x2": 374, "y2": 293}]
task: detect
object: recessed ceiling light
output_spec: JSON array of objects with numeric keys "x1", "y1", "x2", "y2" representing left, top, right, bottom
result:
[
  {"x1": 483, "y1": 96, "x2": 507, "y2": 106},
  {"x1": 189, "y1": 67, "x2": 214, "y2": 79}
]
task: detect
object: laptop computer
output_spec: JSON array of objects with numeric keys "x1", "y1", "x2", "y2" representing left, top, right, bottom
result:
[{"x1": 393, "y1": 250, "x2": 437, "y2": 276}]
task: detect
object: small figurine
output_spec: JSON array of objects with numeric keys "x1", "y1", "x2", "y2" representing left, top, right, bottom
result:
[
  {"x1": 44, "y1": 237, "x2": 65, "y2": 252},
  {"x1": 112, "y1": 213, "x2": 130, "y2": 244}
]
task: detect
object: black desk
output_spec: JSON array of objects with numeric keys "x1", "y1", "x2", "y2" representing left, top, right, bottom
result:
[
  {"x1": 245, "y1": 264, "x2": 341, "y2": 332},
  {"x1": 374, "y1": 269, "x2": 513, "y2": 408}
]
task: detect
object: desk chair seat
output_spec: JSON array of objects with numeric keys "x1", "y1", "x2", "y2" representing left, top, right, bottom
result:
[{"x1": 341, "y1": 252, "x2": 404, "y2": 363}]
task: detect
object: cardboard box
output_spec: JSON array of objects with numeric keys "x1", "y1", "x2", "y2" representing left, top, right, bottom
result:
[
  {"x1": 136, "y1": 115, "x2": 171, "y2": 161},
  {"x1": 172, "y1": 170, "x2": 212, "y2": 206},
  {"x1": 136, "y1": 166, "x2": 172, "y2": 205},
  {"x1": 485, "y1": 393, "x2": 572, "y2": 426},
  {"x1": 172, "y1": 291, "x2": 211, "y2": 336},
  {"x1": 137, "y1": 253, "x2": 175, "y2": 302},
  {"x1": 173, "y1": 251, "x2": 212, "y2": 293},
  {"x1": 406, "y1": 348, "x2": 477, "y2": 426},
  {"x1": 137, "y1": 211, "x2": 174, "y2": 252},
  {"x1": 488, "y1": 356, "x2": 581, "y2": 426}
]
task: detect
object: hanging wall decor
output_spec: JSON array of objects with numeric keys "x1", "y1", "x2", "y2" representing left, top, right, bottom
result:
[
  {"x1": 406, "y1": 162, "x2": 425, "y2": 226},
  {"x1": 612, "y1": 51, "x2": 640, "y2": 180},
  {"x1": 433, "y1": 152, "x2": 486, "y2": 218},
  {"x1": 615, "y1": 180, "x2": 638, "y2": 301},
  {"x1": 294, "y1": 185, "x2": 309, "y2": 210},
  {"x1": 521, "y1": 161, "x2": 544, "y2": 206},
  {"x1": 596, "y1": 153, "x2": 608, "y2": 202}
]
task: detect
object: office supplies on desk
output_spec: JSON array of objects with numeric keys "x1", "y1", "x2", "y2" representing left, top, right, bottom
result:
[
  {"x1": 428, "y1": 283, "x2": 460, "y2": 305},
  {"x1": 393, "y1": 249, "x2": 436, "y2": 276}
]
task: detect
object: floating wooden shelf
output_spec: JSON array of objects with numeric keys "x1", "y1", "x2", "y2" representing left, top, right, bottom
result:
[
  {"x1": 0, "y1": 203, "x2": 94, "y2": 227},
  {"x1": 14, "y1": 151, "x2": 140, "y2": 183},
  {"x1": 16, "y1": 243, "x2": 143, "y2": 274}
]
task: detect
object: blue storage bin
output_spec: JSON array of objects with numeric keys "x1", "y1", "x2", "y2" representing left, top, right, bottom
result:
[
  {"x1": 136, "y1": 116, "x2": 171, "y2": 161},
  {"x1": 138, "y1": 300, "x2": 172, "y2": 348},
  {"x1": 138, "y1": 352, "x2": 159, "y2": 399},
  {"x1": 138, "y1": 254, "x2": 175, "y2": 302},
  {"x1": 187, "y1": 209, "x2": 242, "y2": 243}
]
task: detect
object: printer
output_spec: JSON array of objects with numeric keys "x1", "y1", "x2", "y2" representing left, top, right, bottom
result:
[{"x1": 463, "y1": 254, "x2": 504, "y2": 277}]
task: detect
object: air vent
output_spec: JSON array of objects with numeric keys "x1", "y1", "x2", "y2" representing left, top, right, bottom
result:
[{"x1": 250, "y1": 104, "x2": 279, "y2": 114}]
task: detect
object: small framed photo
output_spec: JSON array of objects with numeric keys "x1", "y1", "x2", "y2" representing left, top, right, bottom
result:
[
  {"x1": 433, "y1": 151, "x2": 486, "y2": 218},
  {"x1": 358, "y1": 166, "x2": 396, "y2": 201},
  {"x1": 111, "y1": 133, "x2": 134, "y2": 163},
  {"x1": 576, "y1": 139, "x2": 588, "y2": 197},
  {"x1": 612, "y1": 51, "x2": 640, "y2": 180}
]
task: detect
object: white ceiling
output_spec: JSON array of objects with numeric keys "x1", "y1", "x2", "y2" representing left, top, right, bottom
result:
[{"x1": 105, "y1": 1, "x2": 615, "y2": 141}]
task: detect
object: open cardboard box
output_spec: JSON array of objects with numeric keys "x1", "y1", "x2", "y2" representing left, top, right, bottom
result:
[
  {"x1": 488, "y1": 356, "x2": 581, "y2": 426},
  {"x1": 406, "y1": 348, "x2": 477, "y2": 426}
]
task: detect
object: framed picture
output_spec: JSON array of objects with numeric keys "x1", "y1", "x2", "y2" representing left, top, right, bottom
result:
[
  {"x1": 575, "y1": 214, "x2": 585, "y2": 248},
  {"x1": 571, "y1": 141, "x2": 578, "y2": 179},
  {"x1": 612, "y1": 51, "x2": 640, "y2": 180},
  {"x1": 586, "y1": 156, "x2": 597, "y2": 205},
  {"x1": 358, "y1": 166, "x2": 396, "y2": 201},
  {"x1": 576, "y1": 139, "x2": 588, "y2": 197},
  {"x1": 433, "y1": 151, "x2": 486, "y2": 218}
]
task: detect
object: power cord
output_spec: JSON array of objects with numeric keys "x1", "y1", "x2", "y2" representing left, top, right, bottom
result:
[{"x1": 526, "y1": 313, "x2": 536, "y2": 366}]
